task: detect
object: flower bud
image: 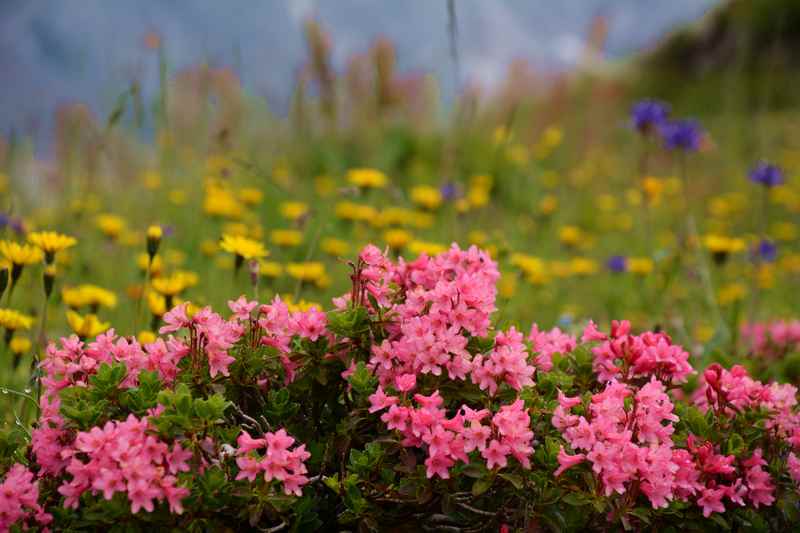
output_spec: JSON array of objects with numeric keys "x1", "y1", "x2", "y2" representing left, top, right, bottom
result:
[
  {"x1": 146, "y1": 225, "x2": 163, "y2": 259},
  {"x1": 43, "y1": 264, "x2": 56, "y2": 299}
]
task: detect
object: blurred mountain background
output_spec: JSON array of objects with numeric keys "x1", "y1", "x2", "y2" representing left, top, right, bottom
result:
[{"x1": 0, "y1": 0, "x2": 722, "y2": 146}]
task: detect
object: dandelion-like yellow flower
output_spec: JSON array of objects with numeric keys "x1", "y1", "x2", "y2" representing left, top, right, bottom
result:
[
  {"x1": 320, "y1": 237, "x2": 350, "y2": 257},
  {"x1": 27, "y1": 231, "x2": 76, "y2": 263},
  {"x1": 346, "y1": 168, "x2": 388, "y2": 189},
  {"x1": 628, "y1": 258, "x2": 655, "y2": 276},
  {"x1": 0, "y1": 241, "x2": 43, "y2": 267},
  {"x1": 62, "y1": 285, "x2": 118, "y2": 310},
  {"x1": 66, "y1": 311, "x2": 110, "y2": 339},
  {"x1": 270, "y1": 229, "x2": 304, "y2": 248},
  {"x1": 0, "y1": 309, "x2": 34, "y2": 331},
  {"x1": 410, "y1": 186, "x2": 443, "y2": 210},
  {"x1": 238, "y1": 187, "x2": 264, "y2": 206},
  {"x1": 558, "y1": 226, "x2": 584, "y2": 247},
  {"x1": 9, "y1": 336, "x2": 31, "y2": 355},
  {"x1": 95, "y1": 214, "x2": 127, "y2": 239},
  {"x1": 220, "y1": 234, "x2": 268, "y2": 261},
  {"x1": 279, "y1": 202, "x2": 309, "y2": 221},
  {"x1": 383, "y1": 229, "x2": 412, "y2": 250},
  {"x1": 258, "y1": 260, "x2": 284, "y2": 279},
  {"x1": 407, "y1": 240, "x2": 447, "y2": 256},
  {"x1": 286, "y1": 262, "x2": 326, "y2": 282},
  {"x1": 151, "y1": 271, "x2": 197, "y2": 297}
]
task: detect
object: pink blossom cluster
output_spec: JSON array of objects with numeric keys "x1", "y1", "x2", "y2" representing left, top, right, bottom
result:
[
  {"x1": 355, "y1": 245, "x2": 538, "y2": 396},
  {"x1": 370, "y1": 388, "x2": 533, "y2": 479},
  {"x1": 683, "y1": 436, "x2": 775, "y2": 516},
  {"x1": 160, "y1": 303, "x2": 244, "y2": 377},
  {"x1": 553, "y1": 378, "x2": 687, "y2": 508},
  {"x1": 235, "y1": 429, "x2": 311, "y2": 496},
  {"x1": 741, "y1": 319, "x2": 800, "y2": 358},
  {"x1": 0, "y1": 464, "x2": 52, "y2": 533},
  {"x1": 527, "y1": 324, "x2": 576, "y2": 372},
  {"x1": 40, "y1": 330, "x2": 188, "y2": 396},
  {"x1": 57, "y1": 414, "x2": 191, "y2": 515},
  {"x1": 583, "y1": 320, "x2": 693, "y2": 383},
  {"x1": 33, "y1": 330, "x2": 189, "y2": 477},
  {"x1": 694, "y1": 364, "x2": 800, "y2": 440}
]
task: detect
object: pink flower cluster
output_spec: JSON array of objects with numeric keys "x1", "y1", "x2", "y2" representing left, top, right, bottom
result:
[
  {"x1": 370, "y1": 389, "x2": 533, "y2": 479},
  {"x1": 40, "y1": 330, "x2": 188, "y2": 395},
  {"x1": 683, "y1": 437, "x2": 775, "y2": 516},
  {"x1": 57, "y1": 415, "x2": 191, "y2": 514},
  {"x1": 527, "y1": 324, "x2": 576, "y2": 372},
  {"x1": 0, "y1": 464, "x2": 52, "y2": 533},
  {"x1": 160, "y1": 303, "x2": 244, "y2": 378},
  {"x1": 694, "y1": 364, "x2": 800, "y2": 440},
  {"x1": 583, "y1": 320, "x2": 693, "y2": 383},
  {"x1": 553, "y1": 378, "x2": 687, "y2": 508},
  {"x1": 33, "y1": 330, "x2": 189, "y2": 477},
  {"x1": 356, "y1": 245, "x2": 538, "y2": 396},
  {"x1": 741, "y1": 319, "x2": 800, "y2": 358},
  {"x1": 235, "y1": 429, "x2": 311, "y2": 496}
]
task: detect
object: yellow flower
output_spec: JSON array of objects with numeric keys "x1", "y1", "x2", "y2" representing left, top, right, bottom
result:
[
  {"x1": 570, "y1": 258, "x2": 598, "y2": 276},
  {"x1": 628, "y1": 257, "x2": 654, "y2": 275},
  {"x1": 321, "y1": 238, "x2": 350, "y2": 257},
  {"x1": 27, "y1": 231, "x2": 76, "y2": 262},
  {"x1": 270, "y1": 229, "x2": 304, "y2": 248},
  {"x1": 137, "y1": 253, "x2": 163, "y2": 276},
  {"x1": 718, "y1": 283, "x2": 747, "y2": 306},
  {"x1": 642, "y1": 177, "x2": 664, "y2": 206},
  {"x1": 137, "y1": 330, "x2": 157, "y2": 344},
  {"x1": 258, "y1": 260, "x2": 284, "y2": 279},
  {"x1": 407, "y1": 240, "x2": 447, "y2": 256},
  {"x1": 595, "y1": 194, "x2": 617, "y2": 212},
  {"x1": 203, "y1": 185, "x2": 242, "y2": 219},
  {"x1": 147, "y1": 291, "x2": 167, "y2": 316},
  {"x1": 334, "y1": 202, "x2": 378, "y2": 222},
  {"x1": 0, "y1": 241, "x2": 43, "y2": 266},
  {"x1": 9, "y1": 336, "x2": 31, "y2": 355},
  {"x1": 0, "y1": 309, "x2": 33, "y2": 331},
  {"x1": 539, "y1": 195, "x2": 558, "y2": 216},
  {"x1": 558, "y1": 226, "x2": 583, "y2": 247},
  {"x1": 200, "y1": 239, "x2": 220, "y2": 257},
  {"x1": 95, "y1": 214, "x2": 127, "y2": 239},
  {"x1": 704, "y1": 234, "x2": 745, "y2": 264},
  {"x1": 286, "y1": 262, "x2": 325, "y2": 282},
  {"x1": 151, "y1": 271, "x2": 196, "y2": 297},
  {"x1": 467, "y1": 230, "x2": 488, "y2": 246},
  {"x1": 238, "y1": 187, "x2": 264, "y2": 206},
  {"x1": 62, "y1": 285, "x2": 117, "y2": 310},
  {"x1": 66, "y1": 311, "x2": 110, "y2": 338},
  {"x1": 771, "y1": 222, "x2": 797, "y2": 242},
  {"x1": 346, "y1": 168, "x2": 388, "y2": 189},
  {"x1": 281, "y1": 295, "x2": 323, "y2": 313},
  {"x1": 220, "y1": 234, "x2": 268, "y2": 260},
  {"x1": 280, "y1": 202, "x2": 310, "y2": 221},
  {"x1": 410, "y1": 185, "x2": 443, "y2": 210},
  {"x1": 384, "y1": 229, "x2": 413, "y2": 250}
]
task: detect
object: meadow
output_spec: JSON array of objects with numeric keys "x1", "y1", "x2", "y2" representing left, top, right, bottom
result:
[{"x1": 1, "y1": 19, "x2": 800, "y2": 531}]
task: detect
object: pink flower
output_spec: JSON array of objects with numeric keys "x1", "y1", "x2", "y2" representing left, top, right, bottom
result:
[
  {"x1": 482, "y1": 439, "x2": 510, "y2": 470},
  {"x1": 554, "y1": 446, "x2": 585, "y2": 477},
  {"x1": 368, "y1": 387, "x2": 399, "y2": 413},
  {"x1": 395, "y1": 373, "x2": 417, "y2": 392},
  {"x1": 697, "y1": 486, "x2": 727, "y2": 517}
]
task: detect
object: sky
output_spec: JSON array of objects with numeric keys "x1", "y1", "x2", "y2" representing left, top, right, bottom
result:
[{"x1": 0, "y1": 0, "x2": 721, "y2": 143}]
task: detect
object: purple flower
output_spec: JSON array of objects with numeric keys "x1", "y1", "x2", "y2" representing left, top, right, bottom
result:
[
  {"x1": 754, "y1": 239, "x2": 777, "y2": 262},
  {"x1": 631, "y1": 100, "x2": 670, "y2": 134},
  {"x1": 606, "y1": 255, "x2": 627, "y2": 273},
  {"x1": 661, "y1": 119, "x2": 702, "y2": 152},
  {"x1": 749, "y1": 162, "x2": 783, "y2": 188},
  {"x1": 440, "y1": 182, "x2": 458, "y2": 201}
]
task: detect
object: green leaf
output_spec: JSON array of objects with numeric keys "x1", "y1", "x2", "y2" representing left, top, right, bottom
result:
[
  {"x1": 472, "y1": 475, "x2": 494, "y2": 497},
  {"x1": 498, "y1": 473, "x2": 523, "y2": 489}
]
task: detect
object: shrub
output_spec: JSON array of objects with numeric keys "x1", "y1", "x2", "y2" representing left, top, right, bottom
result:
[{"x1": 2, "y1": 244, "x2": 800, "y2": 531}]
